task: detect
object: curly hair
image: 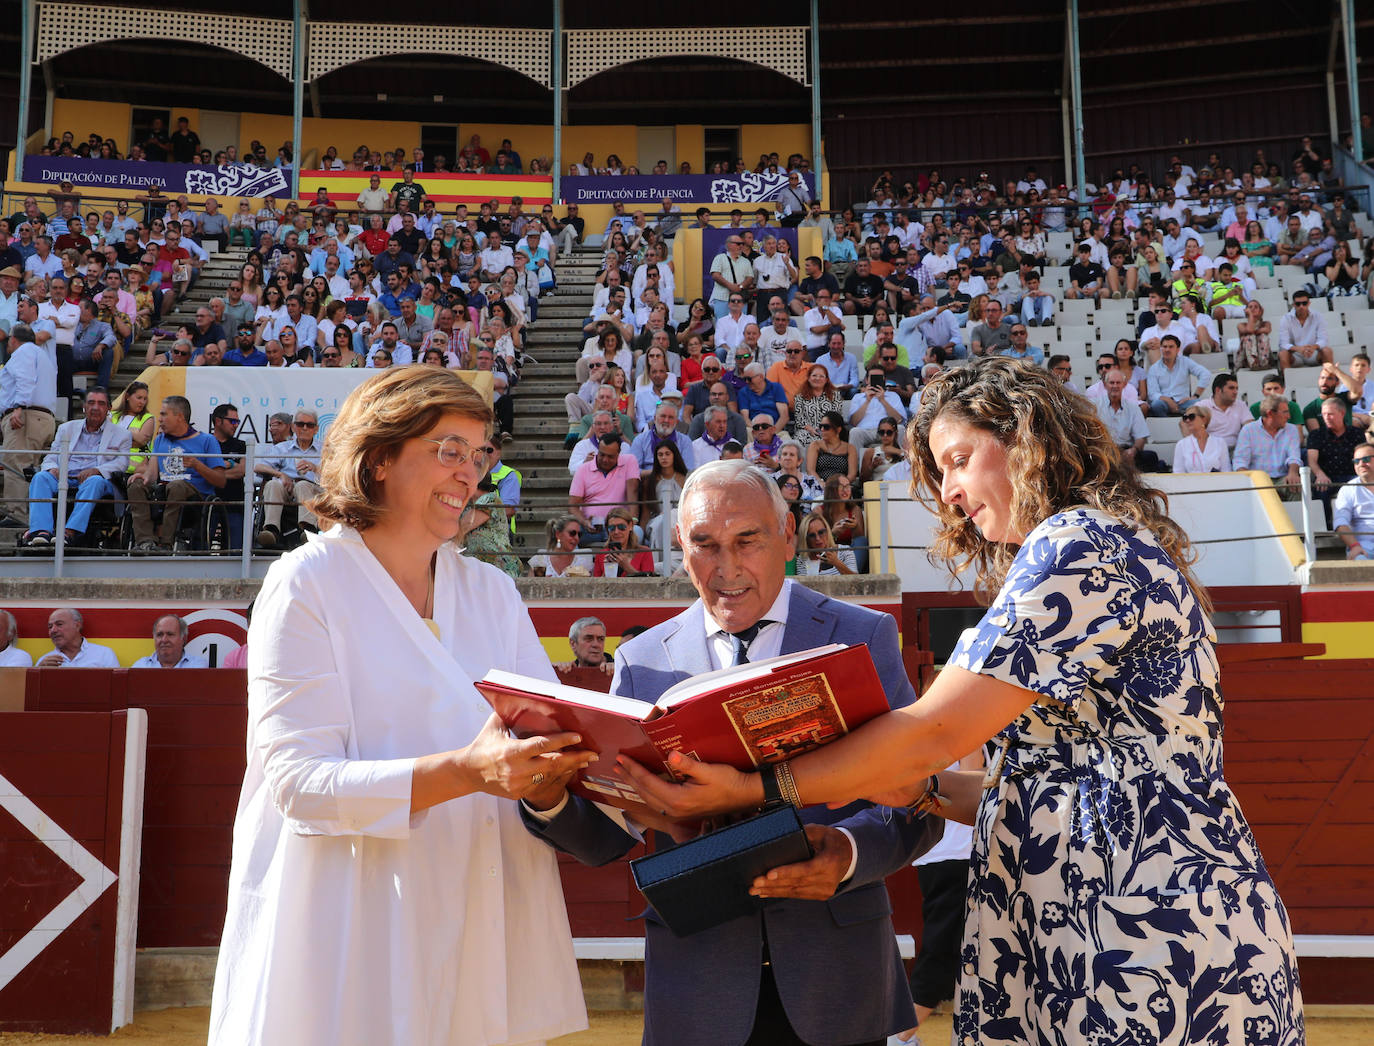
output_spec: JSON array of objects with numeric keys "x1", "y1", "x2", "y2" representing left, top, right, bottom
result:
[
  {"x1": 907, "y1": 357, "x2": 1209, "y2": 610},
  {"x1": 311, "y1": 367, "x2": 492, "y2": 531}
]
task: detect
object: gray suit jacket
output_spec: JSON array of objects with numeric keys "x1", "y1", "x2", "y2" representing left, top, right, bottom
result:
[{"x1": 524, "y1": 582, "x2": 941, "y2": 1046}]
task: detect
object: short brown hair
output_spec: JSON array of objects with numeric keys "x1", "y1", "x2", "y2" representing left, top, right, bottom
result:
[{"x1": 311, "y1": 368, "x2": 492, "y2": 531}]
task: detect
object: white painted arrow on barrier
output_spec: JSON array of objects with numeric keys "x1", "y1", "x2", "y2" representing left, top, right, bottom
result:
[{"x1": 0, "y1": 771, "x2": 117, "y2": 993}]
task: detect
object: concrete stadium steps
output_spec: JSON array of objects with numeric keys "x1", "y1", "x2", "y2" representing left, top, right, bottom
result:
[{"x1": 507, "y1": 244, "x2": 604, "y2": 553}]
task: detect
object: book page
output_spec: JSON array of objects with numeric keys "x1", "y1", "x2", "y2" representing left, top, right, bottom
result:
[
  {"x1": 480, "y1": 668, "x2": 652, "y2": 721},
  {"x1": 654, "y1": 643, "x2": 847, "y2": 710}
]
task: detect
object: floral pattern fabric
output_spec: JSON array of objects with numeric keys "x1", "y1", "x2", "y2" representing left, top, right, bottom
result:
[{"x1": 949, "y1": 509, "x2": 1304, "y2": 1046}]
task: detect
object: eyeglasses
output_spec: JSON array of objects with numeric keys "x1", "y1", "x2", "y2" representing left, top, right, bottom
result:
[
  {"x1": 785, "y1": 348, "x2": 804, "y2": 355},
  {"x1": 880, "y1": 354, "x2": 897, "y2": 361},
  {"x1": 171, "y1": 348, "x2": 190, "y2": 357},
  {"x1": 1097, "y1": 363, "x2": 1112, "y2": 371},
  {"x1": 736, "y1": 352, "x2": 752, "y2": 359},
  {"x1": 294, "y1": 420, "x2": 317, "y2": 428},
  {"x1": 1181, "y1": 413, "x2": 1200, "y2": 421},
  {"x1": 1155, "y1": 308, "x2": 1171, "y2": 315},
  {"x1": 729, "y1": 297, "x2": 744, "y2": 304},
  {"x1": 1355, "y1": 456, "x2": 1374, "y2": 466},
  {"x1": 752, "y1": 422, "x2": 773, "y2": 431},
  {"x1": 419, "y1": 435, "x2": 490, "y2": 471},
  {"x1": 819, "y1": 423, "x2": 834, "y2": 431},
  {"x1": 606, "y1": 522, "x2": 630, "y2": 531}
]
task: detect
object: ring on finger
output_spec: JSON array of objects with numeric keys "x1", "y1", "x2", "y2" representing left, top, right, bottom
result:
[{"x1": 532, "y1": 772, "x2": 545, "y2": 785}]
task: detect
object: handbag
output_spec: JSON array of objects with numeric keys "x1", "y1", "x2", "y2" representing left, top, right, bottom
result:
[{"x1": 630, "y1": 804, "x2": 813, "y2": 937}]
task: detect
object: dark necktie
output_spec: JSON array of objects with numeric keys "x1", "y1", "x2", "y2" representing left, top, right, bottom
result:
[{"x1": 728, "y1": 619, "x2": 773, "y2": 666}]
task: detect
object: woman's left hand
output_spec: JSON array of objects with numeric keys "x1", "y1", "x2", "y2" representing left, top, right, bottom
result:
[
  {"x1": 462, "y1": 712, "x2": 596, "y2": 802},
  {"x1": 615, "y1": 750, "x2": 761, "y2": 819}
]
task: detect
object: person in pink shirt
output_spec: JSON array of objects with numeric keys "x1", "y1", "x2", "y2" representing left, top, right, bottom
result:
[{"x1": 568, "y1": 432, "x2": 640, "y2": 546}]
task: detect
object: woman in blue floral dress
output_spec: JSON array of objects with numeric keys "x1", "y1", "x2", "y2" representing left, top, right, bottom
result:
[{"x1": 626, "y1": 358, "x2": 1305, "y2": 1046}]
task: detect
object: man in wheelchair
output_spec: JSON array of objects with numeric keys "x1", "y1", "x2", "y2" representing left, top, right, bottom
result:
[
  {"x1": 127, "y1": 394, "x2": 225, "y2": 551},
  {"x1": 19, "y1": 386, "x2": 132, "y2": 548}
]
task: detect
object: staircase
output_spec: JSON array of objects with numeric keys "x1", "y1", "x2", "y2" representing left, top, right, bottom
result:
[{"x1": 507, "y1": 244, "x2": 604, "y2": 557}]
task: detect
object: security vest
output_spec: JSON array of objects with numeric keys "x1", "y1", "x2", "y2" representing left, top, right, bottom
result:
[{"x1": 491, "y1": 462, "x2": 521, "y2": 533}]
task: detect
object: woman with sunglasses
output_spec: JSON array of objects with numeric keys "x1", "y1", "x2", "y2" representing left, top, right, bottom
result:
[
  {"x1": 676, "y1": 297, "x2": 715, "y2": 347},
  {"x1": 806, "y1": 408, "x2": 859, "y2": 483},
  {"x1": 1173, "y1": 403, "x2": 1231, "y2": 473},
  {"x1": 861, "y1": 419, "x2": 906, "y2": 483},
  {"x1": 528, "y1": 514, "x2": 594, "y2": 578},
  {"x1": 592, "y1": 506, "x2": 655, "y2": 578},
  {"x1": 254, "y1": 283, "x2": 287, "y2": 342},
  {"x1": 796, "y1": 510, "x2": 858, "y2": 576},
  {"x1": 210, "y1": 369, "x2": 592, "y2": 1046},
  {"x1": 321, "y1": 324, "x2": 362, "y2": 369}
]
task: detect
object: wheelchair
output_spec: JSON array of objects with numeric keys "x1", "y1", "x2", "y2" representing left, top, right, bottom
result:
[
  {"x1": 118, "y1": 484, "x2": 232, "y2": 554},
  {"x1": 15, "y1": 466, "x2": 125, "y2": 553}
]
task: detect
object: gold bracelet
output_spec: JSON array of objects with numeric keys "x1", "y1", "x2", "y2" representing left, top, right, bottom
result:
[{"x1": 774, "y1": 760, "x2": 803, "y2": 808}]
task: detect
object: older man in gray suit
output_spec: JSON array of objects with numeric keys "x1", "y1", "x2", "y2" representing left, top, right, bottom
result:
[{"x1": 522, "y1": 460, "x2": 941, "y2": 1046}]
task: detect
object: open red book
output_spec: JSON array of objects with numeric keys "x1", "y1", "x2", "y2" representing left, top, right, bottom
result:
[{"x1": 476, "y1": 643, "x2": 891, "y2": 810}]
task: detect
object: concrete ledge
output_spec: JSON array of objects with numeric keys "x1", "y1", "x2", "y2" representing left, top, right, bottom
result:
[
  {"x1": 1303, "y1": 561, "x2": 1374, "y2": 585},
  {"x1": 2, "y1": 574, "x2": 903, "y2": 604}
]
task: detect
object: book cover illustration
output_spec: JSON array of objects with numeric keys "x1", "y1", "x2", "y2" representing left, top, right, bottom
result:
[{"x1": 719, "y1": 670, "x2": 847, "y2": 767}]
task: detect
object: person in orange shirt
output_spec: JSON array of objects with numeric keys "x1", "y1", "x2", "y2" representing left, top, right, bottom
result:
[{"x1": 766, "y1": 338, "x2": 811, "y2": 409}]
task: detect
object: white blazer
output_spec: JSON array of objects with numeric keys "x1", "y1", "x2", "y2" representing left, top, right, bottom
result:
[{"x1": 209, "y1": 527, "x2": 586, "y2": 1046}]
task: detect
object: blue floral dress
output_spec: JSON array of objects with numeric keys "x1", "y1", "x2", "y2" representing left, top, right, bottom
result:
[{"x1": 949, "y1": 508, "x2": 1304, "y2": 1046}]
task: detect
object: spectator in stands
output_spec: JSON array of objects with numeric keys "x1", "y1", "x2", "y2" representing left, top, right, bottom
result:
[
  {"x1": 528, "y1": 516, "x2": 593, "y2": 579},
  {"x1": 686, "y1": 381, "x2": 746, "y2": 441},
  {"x1": 1323, "y1": 244, "x2": 1363, "y2": 299},
  {"x1": 806, "y1": 409, "x2": 859, "y2": 483},
  {"x1": 0, "y1": 609, "x2": 30, "y2": 666},
  {"x1": 593, "y1": 506, "x2": 654, "y2": 578},
  {"x1": 1302, "y1": 367, "x2": 1360, "y2": 434},
  {"x1": 708, "y1": 235, "x2": 754, "y2": 320},
  {"x1": 1065, "y1": 243, "x2": 1106, "y2": 301},
  {"x1": 1332, "y1": 354, "x2": 1372, "y2": 415},
  {"x1": 1095, "y1": 369, "x2": 1158, "y2": 472},
  {"x1": 690, "y1": 405, "x2": 738, "y2": 465},
  {"x1": 255, "y1": 409, "x2": 322, "y2": 549},
  {"x1": 842, "y1": 257, "x2": 884, "y2": 318},
  {"x1": 999, "y1": 323, "x2": 1045, "y2": 367},
  {"x1": 36, "y1": 607, "x2": 119, "y2": 668},
  {"x1": 1146, "y1": 335, "x2": 1210, "y2": 416},
  {"x1": 19, "y1": 387, "x2": 130, "y2": 549},
  {"x1": 569, "y1": 432, "x2": 639, "y2": 546},
  {"x1": 968, "y1": 299, "x2": 1012, "y2": 358},
  {"x1": 1176, "y1": 294, "x2": 1218, "y2": 354},
  {"x1": 848, "y1": 364, "x2": 907, "y2": 449},
  {"x1": 1, "y1": 319, "x2": 59, "y2": 529},
  {"x1": 1233, "y1": 299, "x2": 1274, "y2": 371},
  {"x1": 819, "y1": 473, "x2": 867, "y2": 568},
  {"x1": 127, "y1": 395, "x2": 225, "y2": 552},
  {"x1": 132, "y1": 614, "x2": 208, "y2": 669},
  {"x1": 737, "y1": 363, "x2": 790, "y2": 429},
  {"x1": 629, "y1": 400, "x2": 694, "y2": 471},
  {"x1": 1018, "y1": 272, "x2": 1055, "y2": 327},
  {"x1": 796, "y1": 510, "x2": 858, "y2": 576},
  {"x1": 1139, "y1": 301, "x2": 1195, "y2": 364},
  {"x1": 1189, "y1": 372, "x2": 1246, "y2": 450},
  {"x1": 1234, "y1": 393, "x2": 1303, "y2": 498},
  {"x1": 1278, "y1": 291, "x2": 1332, "y2": 370},
  {"x1": 1307, "y1": 398, "x2": 1364, "y2": 525},
  {"x1": 553, "y1": 616, "x2": 613, "y2": 672},
  {"x1": 1335, "y1": 446, "x2": 1374, "y2": 560},
  {"x1": 1174, "y1": 404, "x2": 1232, "y2": 473},
  {"x1": 1247, "y1": 374, "x2": 1302, "y2": 428}
]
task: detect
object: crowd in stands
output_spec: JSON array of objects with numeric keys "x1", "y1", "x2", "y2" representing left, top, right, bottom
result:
[{"x1": 5, "y1": 133, "x2": 1374, "y2": 566}]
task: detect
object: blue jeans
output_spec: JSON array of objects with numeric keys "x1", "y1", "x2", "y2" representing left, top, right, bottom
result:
[
  {"x1": 1022, "y1": 295, "x2": 1054, "y2": 324},
  {"x1": 711, "y1": 298, "x2": 732, "y2": 320},
  {"x1": 1148, "y1": 396, "x2": 1197, "y2": 417},
  {"x1": 28, "y1": 470, "x2": 116, "y2": 535},
  {"x1": 72, "y1": 347, "x2": 115, "y2": 390}
]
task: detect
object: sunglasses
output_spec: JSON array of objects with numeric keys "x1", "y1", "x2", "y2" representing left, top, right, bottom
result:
[
  {"x1": 322, "y1": 352, "x2": 341, "y2": 359},
  {"x1": 606, "y1": 522, "x2": 630, "y2": 531},
  {"x1": 1181, "y1": 413, "x2": 1200, "y2": 421},
  {"x1": 786, "y1": 348, "x2": 804, "y2": 355},
  {"x1": 294, "y1": 420, "x2": 317, "y2": 428},
  {"x1": 819, "y1": 423, "x2": 834, "y2": 431},
  {"x1": 752, "y1": 423, "x2": 773, "y2": 431}
]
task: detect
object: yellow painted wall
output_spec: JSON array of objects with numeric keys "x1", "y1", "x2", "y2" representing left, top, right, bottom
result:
[
  {"x1": 302, "y1": 118, "x2": 422, "y2": 165},
  {"x1": 740, "y1": 124, "x2": 811, "y2": 169},
  {"x1": 52, "y1": 99, "x2": 132, "y2": 148},
  {"x1": 675, "y1": 125, "x2": 705, "y2": 172}
]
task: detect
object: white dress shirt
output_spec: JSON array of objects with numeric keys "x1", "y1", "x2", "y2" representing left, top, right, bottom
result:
[
  {"x1": 132, "y1": 652, "x2": 210, "y2": 668},
  {"x1": 44, "y1": 639, "x2": 120, "y2": 667},
  {"x1": 0, "y1": 645, "x2": 33, "y2": 666}
]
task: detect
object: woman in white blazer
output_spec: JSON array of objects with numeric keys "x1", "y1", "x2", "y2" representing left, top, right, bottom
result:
[
  {"x1": 1173, "y1": 403, "x2": 1231, "y2": 473},
  {"x1": 209, "y1": 368, "x2": 594, "y2": 1046}
]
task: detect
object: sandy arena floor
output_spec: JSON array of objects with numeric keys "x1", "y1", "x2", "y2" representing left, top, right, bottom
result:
[{"x1": 0, "y1": 1008, "x2": 1370, "y2": 1045}]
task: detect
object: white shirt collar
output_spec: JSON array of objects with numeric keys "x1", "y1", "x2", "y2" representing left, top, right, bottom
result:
[{"x1": 703, "y1": 577, "x2": 794, "y2": 642}]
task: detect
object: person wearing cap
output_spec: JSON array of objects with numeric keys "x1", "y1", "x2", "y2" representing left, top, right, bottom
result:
[
  {"x1": 1, "y1": 320, "x2": 59, "y2": 527},
  {"x1": 0, "y1": 265, "x2": 21, "y2": 337}
]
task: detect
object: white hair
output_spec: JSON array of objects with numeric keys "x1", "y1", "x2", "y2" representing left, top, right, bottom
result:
[
  {"x1": 680, "y1": 460, "x2": 789, "y2": 534},
  {"x1": 568, "y1": 616, "x2": 605, "y2": 645}
]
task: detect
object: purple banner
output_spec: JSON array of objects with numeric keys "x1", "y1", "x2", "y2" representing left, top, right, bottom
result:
[
  {"x1": 700, "y1": 226, "x2": 799, "y2": 306},
  {"x1": 21, "y1": 156, "x2": 290, "y2": 198},
  {"x1": 562, "y1": 172, "x2": 816, "y2": 206}
]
